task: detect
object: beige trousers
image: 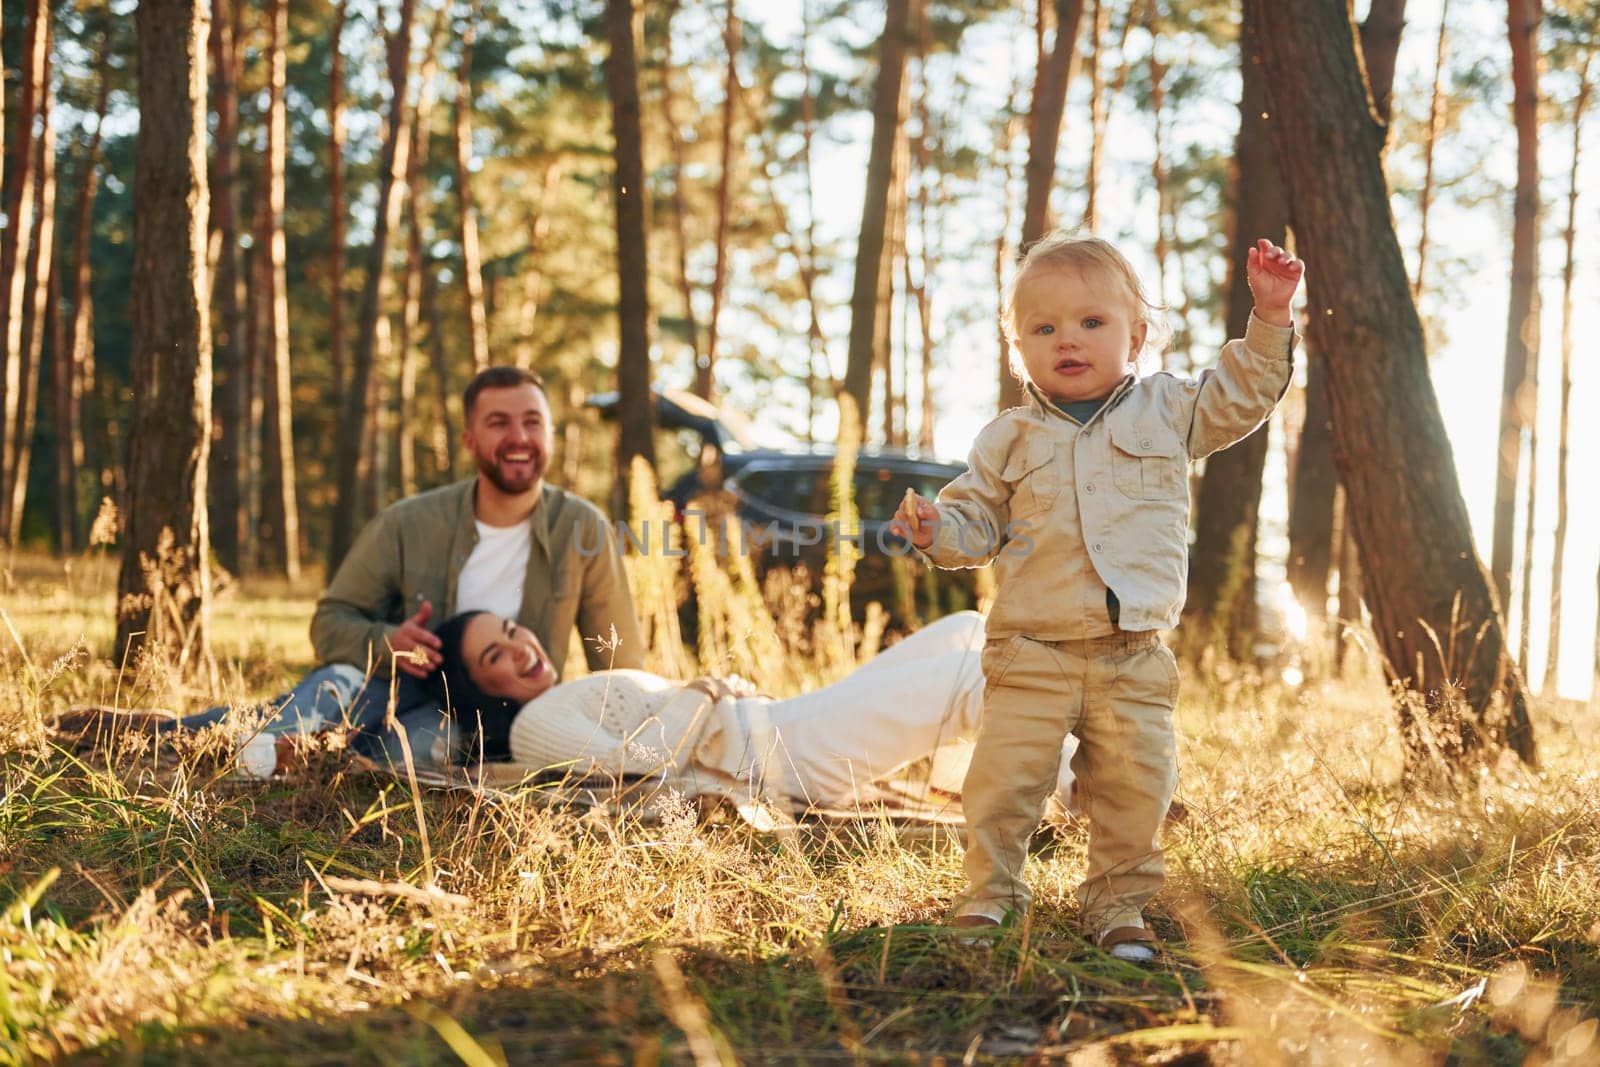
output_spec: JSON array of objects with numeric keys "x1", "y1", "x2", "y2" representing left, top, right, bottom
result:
[{"x1": 957, "y1": 631, "x2": 1179, "y2": 931}]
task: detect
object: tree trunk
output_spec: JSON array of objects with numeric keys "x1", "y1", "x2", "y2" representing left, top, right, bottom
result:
[
  {"x1": 1082, "y1": 0, "x2": 1108, "y2": 231},
  {"x1": 1004, "y1": 0, "x2": 1085, "y2": 410},
  {"x1": 1490, "y1": 0, "x2": 1543, "y2": 610},
  {"x1": 1545, "y1": 57, "x2": 1590, "y2": 696},
  {"x1": 453, "y1": 0, "x2": 489, "y2": 375},
  {"x1": 877, "y1": 76, "x2": 911, "y2": 448},
  {"x1": 513, "y1": 161, "x2": 561, "y2": 373},
  {"x1": 9, "y1": 44, "x2": 56, "y2": 549},
  {"x1": 700, "y1": 0, "x2": 741, "y2": 401},
  {"x1": 56, "y1": 41, "x2": 111, "y2": 552},
  {"x1": 421, "y1": 260, "x2": 457, "y2": 475},
  {"x1": 1413, "y1": 0, "x2": 1450, "y2": 300},
  {"x1": 1251, "y1": 0, "x2": 1535, "y2": 764},
  {"x1": 398, "y1": 25, "x2": 445, "y2": 499},
  {"x1": 256, "y1": 0, "x2": 300, "y2": 579},
  {"x1": 842, "y1": 0, "x2": 911, "y2": 435},
  {"x1": 604, "y1": 0, "x2": 655, "y2": 504},
  {"x1": 328, "y1": 0, "x2": 348, "y2": 411},
  {"x1": 1, "y1": 0, "x2": 48, "y2": 531},
  {"x1": 207, "y1": 0, "x2": 244, "y2": 572},
  {"x1": 118, "y1": 0, "x2": 213, "y2": 671},
  {"x1": 1181, "y1": 7, "x2": 1287, "y2": 662},
  {"x1": 328, "y1": 0, "x2": 416, "y2": 572},
  {"x1": 798, "y1": 0, "x2": 827, "y2": 442},
  {"x1": 1333, "y1": 491, "x2": 1362, "y2": 676},
  {"x1": 658, "y1": 0, "x2": 701, "y2": 389},
  {"x1": 1287, "y1": 0, "x2": 1408, "y2": 628},
  {"x1": 913, "y1": 19, "x2": 937, "y2": 455}
]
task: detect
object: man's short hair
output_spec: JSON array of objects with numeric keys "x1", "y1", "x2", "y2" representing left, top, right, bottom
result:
[{"x1": 463, "y1": 366, "x2": 547, "y2": 420}]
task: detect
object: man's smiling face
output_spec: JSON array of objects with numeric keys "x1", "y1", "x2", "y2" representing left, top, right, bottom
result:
[{"x1": 462, "y1": 383, "x2": 553, "y2": 496}]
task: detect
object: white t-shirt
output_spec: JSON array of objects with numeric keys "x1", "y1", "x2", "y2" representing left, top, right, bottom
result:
[{"x1": 454, "y1": 520, "x2": 533, "y2": 620}]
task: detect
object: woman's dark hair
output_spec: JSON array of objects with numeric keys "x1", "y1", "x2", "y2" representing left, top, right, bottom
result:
[{"x1": 427, "y1": 611, "x2": 524, "y2": 761}]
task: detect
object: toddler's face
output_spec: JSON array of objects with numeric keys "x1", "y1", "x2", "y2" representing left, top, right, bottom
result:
[{"x1": 1013, "y1": 266, "x2": 1147, "y2": 402}]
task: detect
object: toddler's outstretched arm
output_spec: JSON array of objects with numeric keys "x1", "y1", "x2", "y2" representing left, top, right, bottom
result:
[{"x1": 1246, "y1": 238, "x2": 1303, "y2": 326}]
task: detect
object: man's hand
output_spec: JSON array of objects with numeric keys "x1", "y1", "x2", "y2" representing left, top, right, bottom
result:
[
  {"x1": 1246, "y1": 238, "x2": 1304, "y2": 327},
  {"x1": 890, "y1": 488, "x2": 937, "y2": 551},
  {"x1": 387, "y1": 601, "x2": 442, "y2": 678}
]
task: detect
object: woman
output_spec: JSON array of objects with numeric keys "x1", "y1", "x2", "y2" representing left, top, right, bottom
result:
[{"x1": 432, "y1": 609, "x2": 1081, "y2": 814}]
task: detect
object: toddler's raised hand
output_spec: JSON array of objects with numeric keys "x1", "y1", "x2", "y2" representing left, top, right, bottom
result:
[
  {"x1": 1246, "y1": 238, "x2": 1303, "y2": 327},
  {"x1": 891, "y1": 487, "x2": 937, "y2": 551}
]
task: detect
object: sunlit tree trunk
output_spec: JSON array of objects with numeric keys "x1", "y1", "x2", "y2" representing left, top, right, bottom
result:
[
  {"x1": 1490, "y1": 0, "x2": 1543, "y2": 610},
  {"x1": 1181, "y1": 7, "x2": 1287, "y2": 662},
  {"x1": 453, "y1": 0, "x2": 489, "y2": 375},
  {"x1": 994, "y1": 70, "x2": 1023, "y2": 406},
  {"x1": 604, "y1": 0, "x2": 655, "y2": 505},
  {"x1": 1252, "y1": 0, "x2": 1535, "y2": 764},
  {"x1": 1082, "y1": 0, "x2": 1108, "y2": 230},
  {"x1": 329, "y1": 0, "x2": 416, "y2": 571},
  {"x1": 700, "y1": 0, "x2": 741, "y2": 400},
  {"x1": 118, "y1": 0, "x2": 212, "y2": 670},
  {"x1": 257, "y1": 0, "x2": 300, "y2": 579},
  {"x1": 9, "y1": 28, "x2": 55, "y2": 548},
  {"x1": 876, "y1": 73, "x2": 911, "y2": 448},
  {"x1": 843, "y1": 0, "x2": 912, "y2": 435},
  {"x1": 1, "y1": 0, "x2": 49, "y2": 531},
  {"x1": 513, "y1": 161, "x2": 560, "y2": 377},
  {"x1": 658, "y1": 0, "x2": 700, "y2": 387},
  {"x1": 328, "y1": 0, "x2": 348, "y2": 409},
  {"x1": 397, "y1": 22, "x2": 444, "y2": 500},
  {"x1": 207, "y1": 0, "x2": 244, "y2": 572},
  {"x1": 1545, "y1": 56, "x2": 1590, "y2": 696},
  {"x1": 797, "y1": 0, "x2": 829, "y2": 443},
  {"x1": 1413, "y1": 0, "x2": 1449, "y2": 301}
]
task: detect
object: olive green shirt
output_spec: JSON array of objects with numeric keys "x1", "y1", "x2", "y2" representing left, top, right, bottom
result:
[{"x1": 311, "y1": 479, "x2": 646, "y2": 677}]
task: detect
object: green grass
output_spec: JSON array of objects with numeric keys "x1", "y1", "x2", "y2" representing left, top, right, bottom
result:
[{"x1": 2, "y1": 548, "x2": 1598, "y2": 1065}]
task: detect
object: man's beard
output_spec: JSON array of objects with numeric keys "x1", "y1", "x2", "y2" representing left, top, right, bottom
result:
[{"x1": 477, "y1": 449, "x2": 544, "y2": 495}]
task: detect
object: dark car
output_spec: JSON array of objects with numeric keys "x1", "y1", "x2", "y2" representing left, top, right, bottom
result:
[{"x1": 587, "y1": 388, "x2": 978, "y2": 619}]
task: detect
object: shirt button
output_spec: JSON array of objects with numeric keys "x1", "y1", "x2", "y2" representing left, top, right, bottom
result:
[
  {"x1": 1140, "y1": 438, "x2": 1152, "y2": 450},
  {"x1": 1085, "y1": 483, "x2": 1096, "y2": 493},
  {"x1": 1093, "y1": 542, "x2": 1103, "y2": 553}
]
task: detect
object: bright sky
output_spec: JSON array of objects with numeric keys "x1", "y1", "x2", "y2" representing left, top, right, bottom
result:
[{"x1": 716, "y1": 0, "x2": 1598, "y2": 700}]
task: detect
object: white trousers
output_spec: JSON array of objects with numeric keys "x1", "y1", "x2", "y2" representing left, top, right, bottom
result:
[{"x1": 757, "y1": 611, "x2": 1079, "y2": 809}]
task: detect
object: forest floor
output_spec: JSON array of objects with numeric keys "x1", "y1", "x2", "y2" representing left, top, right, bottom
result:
[{"x1": 1, "y1": 550, "x2": 1597, "y2": 1065}]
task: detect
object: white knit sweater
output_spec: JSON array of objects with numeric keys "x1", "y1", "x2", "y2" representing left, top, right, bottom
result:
[{"x1": 505, "y1": 670, "x2": 722, "y2": 779}]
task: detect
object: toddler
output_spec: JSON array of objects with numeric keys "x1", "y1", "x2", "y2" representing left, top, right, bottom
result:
[{"x1": 893, "y1": 233, "x2": 1302, "y2": 960}]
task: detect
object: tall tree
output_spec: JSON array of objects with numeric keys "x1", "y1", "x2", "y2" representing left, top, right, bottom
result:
[
  {"x1": 1180, "y1": 6, "x2": 1287, "y2": 661},
  {"x1": 1, "y1": 0, "x2": 49, "y2": 528},
  {"x1": 259, "y1": 0, "x2": 301, "y2": 579},
  {"x1": 1490, "y1": 0, "x2": 1543, "y2": 609},
  {"x1": 207, "y1": 0, "x2": 245, "y2": 572},
  {"x1": 55, "y1": 43, "x2": 110, "y2": 552},
  {"x1": 658, "y1": 0, "x2": 701, "y2": 388},
  {"x1": 453, "y1": 0, "x2": 489, "y2": 375},
  {"x1": 327, "y1": 0, "x2": 349, "y2": 411},
  {"x1": 117, "y1": 0, "x2": 213, "y2": 669},
  {"x1": 1081, "y1": 0, "x2": 1109, "y2": 230},
  {"x1": 1413, "y1": 0, "x2": 1450, "y2": 300},
  {"x1": 842, "y1": 0, "x2": 911, "y2": 434},
  {"x1": 8, "y1": 22, "x2": 56, "y2": 547},
  {"x1": 1545, "y1": 51, "x2": 1591, "y2": 695},
  {"x1": 1251, "y1": 0, "x2": 1535, "y2": 763},
  {"x1": 1003, "y1": 0, "x2": 1085, "y2": 411},
  {"x1": 1287, "y1": 0, "x2": 1407, "y2": 625},
  {"x1": 604, "y1": 0, "x2": 655, "y2": 500},
  {"x1": 700, "y1": 0, "x2": 742, "y2": 401},
  {"x1": 328, "y1": 0, "x2": 417, "y2": 571}
]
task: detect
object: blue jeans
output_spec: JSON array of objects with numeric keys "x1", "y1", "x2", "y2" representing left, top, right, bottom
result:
[{"x1": 165, "y1": 665, "x2": 463, "y2": 770}]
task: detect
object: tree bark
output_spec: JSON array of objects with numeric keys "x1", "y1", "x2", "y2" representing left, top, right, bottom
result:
[
  {"x1": 699, "y1": 0, "x2": 741, "y2": 401},
  {"x1": 8, "y1": 39, "x2": 56, "y2": 548},
  {"x1": 1251, "y1": 0, "x2": 1535, "y2": 763},
  {"x1": 1082, "y1": 0, "x2": 1108, "y2": 231},
  {"x1": 1490, "y1": 0, "x2": 1543, "y2": 610},
  {"x1": 513, "y1": 160, "x2": 561, "y2": 374},
  {"x1": 117, "y1": 0, "x2": 213, "y2": 671},
  {"x1": 1545, "y1": 57, "x2": 1590, "y2": 696},
  {"x1": 1181, "y1": 8, "x2": 1287, "y2": 662},
  {"x1": 1004, "y1": 0, "x2": 1085, "y2": 411},
  {"x1": 258, "y1": 0, "x2": 300, "y2": 579},
  {"x1": 207, "y1": 0, "x2": 244, "y2": 572},
  {"x1": 798, "y1": 0, "x2": 828, "y2": 442},
  {"x1": 842, "y1": 0, "x2": 911, "y2": 435},
  {"x1": 1, "y1": 0, "x2": 48, "y2": 528},
  {"x1": 657, "y1": 0, "x2": 700, "y2": 390},
  {"x1": 1287, "y1": 0, "x2": 1408, "y2": 627},
  {"x1": 453, "y1": 0, "x2": 489, "y2": 375},
  {"x1": 398, "y1": 22, "x2": 445, "y2": 499},
  {"x1": 328, "y1": 0, "x2": 348, "y2": 411},
  {"x1": 328, "y1": 0, "x2": 416, "y2": 572},
  {"x1": 604, "y1": 0, "x2": 655, "y2": 504}
]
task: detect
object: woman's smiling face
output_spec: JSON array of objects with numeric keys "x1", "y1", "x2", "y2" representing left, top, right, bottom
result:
[{"x1": 459, "y1": 614, "x2": 558, "y2": 703}]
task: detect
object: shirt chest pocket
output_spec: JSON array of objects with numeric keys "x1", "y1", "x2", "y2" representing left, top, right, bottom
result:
[
  {"x1": 1109, "y1": 422, "x2": 1188, "y2": 501},
  {"x1": 1002, "y1": 437, "x2": 1060, "y2": 519}
]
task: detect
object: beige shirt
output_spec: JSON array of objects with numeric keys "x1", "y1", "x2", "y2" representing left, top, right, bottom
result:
[{"x1": 925, "y1": 314, "x2": 1295, "y2": 638}]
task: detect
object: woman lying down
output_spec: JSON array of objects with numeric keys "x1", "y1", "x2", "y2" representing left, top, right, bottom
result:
[{"x1": 57, "y1": 611, "x2": 1082, "y2": 818}]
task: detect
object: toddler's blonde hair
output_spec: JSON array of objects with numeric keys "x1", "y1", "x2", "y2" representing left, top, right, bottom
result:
[{"x1": 1001, "y1": 232, "x2": 1169, "y2": 384}]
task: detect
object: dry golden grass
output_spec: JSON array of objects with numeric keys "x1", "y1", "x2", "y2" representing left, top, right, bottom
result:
[{"x1": 1, "y1": 535, "x2": 1597, "y2": 1065}]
